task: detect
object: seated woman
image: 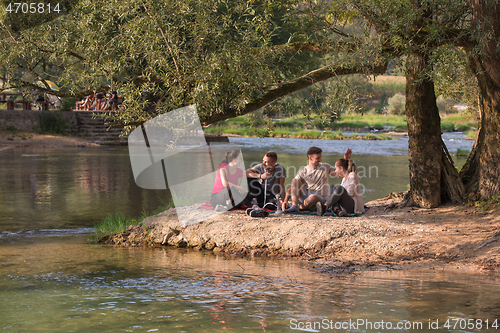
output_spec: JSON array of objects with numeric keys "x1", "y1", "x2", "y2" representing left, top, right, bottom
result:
[
  {"x1": 211, "y1": 149, "x2": 248, "y2": 210},
  {"x1": 323, "y1": 159, "x2": 364, "y2": 216},
  {"x1": 83, "y1": 93, "x2": 94, "y2": 111}
]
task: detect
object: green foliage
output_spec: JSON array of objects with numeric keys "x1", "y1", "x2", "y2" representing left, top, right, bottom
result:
[
  {"x1": 60, "y1": 97, "x2": 78, "y2": 111},
  {"x1": 436, "y1": 95, "x2": 457, "y2": 114},
  {"x1": 90, "y1": 198, "x2": 174, "y2": 242},
  {"x1": 475, "y1": 193, "x2": 500, "y2": 211},
  {"x1": 91, "y1": 212, "x2": 139, "y2": 242},
  {"x1": 39, "y1": 111, "x2": 67, "y2": 134},
  {"x1": 456, "y1": 148, "x2": 470, "y2": 156},
  {"x1": 387, "y1": 93, "x2": 406, "y2": 115},
  {"x1": 1, "y1": 0, "x2": 329, "y2": 131},
  {"x1": 6, "y1": 125, "x2": 17, "y2": 134},
  {"x1": 440, "y1": 122, "x2": 454, "y2": 132}
]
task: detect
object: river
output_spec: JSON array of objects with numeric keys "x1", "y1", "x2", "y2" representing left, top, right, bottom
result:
[{"x1": 2, "y1": 134, "x2": 500, "y2": 332}]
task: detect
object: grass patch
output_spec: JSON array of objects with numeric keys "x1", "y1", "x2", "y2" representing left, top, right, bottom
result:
[
  {"x1": 91, "y1": 212, "x2": 139, "y2": 242},
  {"x1": 364, "y1": 134, "x2": 393, "y2": 140},
  {"x1": 6, "y1": 125, "x2": 18, "y2": 134},
  {"x1": 456, "y1": 148, "x2": 470, "y2": 156},
  {"x1": 90, "y1": 198, "x2": 174, "y2": 242},
  {"x1": 465, "y1": 129, "x2": 477, "y2": 139},
  {"x1": 476, "y1": 193, "x2": 500, "y2": 211}
]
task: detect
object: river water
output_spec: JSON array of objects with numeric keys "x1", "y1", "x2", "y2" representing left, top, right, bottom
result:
[{"x1": 3, "y1": 134, "x2": 500, "y2": 332}]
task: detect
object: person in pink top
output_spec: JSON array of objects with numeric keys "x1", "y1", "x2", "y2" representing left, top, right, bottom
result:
[
  {"x1": 322, "y1": 158, "x2": 364, "y2": 216},
  {"x1": 211, "y1": 149, "x2": 247, "y2": 210}
]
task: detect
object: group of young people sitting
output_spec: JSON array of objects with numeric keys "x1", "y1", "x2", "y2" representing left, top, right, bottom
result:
[
  {"x1": 75, "y1": 91, "x2": 120, "y2": 111},
  {"x1": 210, "y1": 146, "x2": 364, "y2": 217}
]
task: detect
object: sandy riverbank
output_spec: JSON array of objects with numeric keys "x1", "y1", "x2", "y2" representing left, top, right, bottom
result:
[
  {"x1": 0, "y1": 131, "x2": 99, "y2": 148},
  {"x1": 100, "y1": 193, "x2": 500, "y2": 274}
]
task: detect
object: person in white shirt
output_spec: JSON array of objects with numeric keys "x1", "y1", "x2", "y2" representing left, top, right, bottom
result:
[
  {"x1": 322, "y1": 158, "x2": 364, "y2": 216},
  {"x1": 284, "y1": 146, "x2": 352, "y2": 216}
]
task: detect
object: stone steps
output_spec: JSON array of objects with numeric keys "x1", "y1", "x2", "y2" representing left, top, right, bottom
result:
[
  {"x1": 72, "y1": 111, "x2": 229, "y2": 146},
  {"x1": 74, "y1": 111, "x2": 128, "y2": 146}
]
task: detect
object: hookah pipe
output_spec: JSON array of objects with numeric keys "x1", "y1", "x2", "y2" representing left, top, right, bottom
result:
[{"x1": 263, "y1": 166, "x2": 272, "y2": 206}]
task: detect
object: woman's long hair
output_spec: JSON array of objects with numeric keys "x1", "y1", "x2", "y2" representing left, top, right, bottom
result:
[
  {"x1": 220, "y1": 149, "x2": 241, "y2": 166},
  {"x1": 336, "y1": 158, "x2": 357, "y2": 174}
]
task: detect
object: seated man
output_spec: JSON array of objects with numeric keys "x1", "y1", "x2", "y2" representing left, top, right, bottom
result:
[
  {"x1": 285, "y1": 146, "x2": 352, "y2": 215},
  {"x1": 245, "y1": 151, "x2": 286, "y2": 208}
]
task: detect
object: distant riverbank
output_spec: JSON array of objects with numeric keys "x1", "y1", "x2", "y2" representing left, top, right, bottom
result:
[{"x1": 204, "y1": 113, "x2": 478, "y2": 140}]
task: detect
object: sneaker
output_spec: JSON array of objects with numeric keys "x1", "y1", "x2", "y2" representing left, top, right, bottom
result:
[
  {"x1": 263, "y1": 202, "x2": 277, "y2": 211},
  {"x1": 249, "y1": 209, "x2": 269, "y2": 218},
  {"x1": 316, "y1": 202, "x2": 326, "y2": 216},
  {"x1": 215, "y1": 204, "x2": 227, "y2": 212},
  {"x1": 284, "y1": 205, "x2": 300, "y2": 213},
  {"x1": 337, "y1": 210, "x2": 346, "y2": 217}
]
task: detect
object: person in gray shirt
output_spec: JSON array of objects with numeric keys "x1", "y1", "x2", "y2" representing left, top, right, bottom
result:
[{"x1": 245, "y1": 151, "x2": 286, "y2": 208}]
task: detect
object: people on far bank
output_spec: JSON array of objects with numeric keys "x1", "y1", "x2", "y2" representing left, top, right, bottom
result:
[
  {"x1": 283, "y1": 146, "x2": 362, "y2": 216},
  {"x1": 76, "y1": 90, "x2": 121, "y2": 111}
]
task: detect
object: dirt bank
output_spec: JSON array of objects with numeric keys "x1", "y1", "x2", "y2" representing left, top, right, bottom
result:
[
  {"x1": 0, "y1": 131, "x2": 99, "y2": 148},
  {"x1": 100, "y1": 193, "x2": 500, "y2": 274}
]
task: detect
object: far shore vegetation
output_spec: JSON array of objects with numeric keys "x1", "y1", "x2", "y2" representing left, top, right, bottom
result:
[
  {"x1": 204, "y1": 112, "x2": 478, "y2": 141},
  {"x1": 203, "y1": 75, "x2": 479, "y2": 140}
]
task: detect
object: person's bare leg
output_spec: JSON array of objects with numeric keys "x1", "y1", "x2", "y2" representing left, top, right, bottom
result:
[
  {"x1": 301, "y1": 194, "x2": 323, "y2": 210},
  {"x1": 285, "y1": 178, "x2": 302, "y2": 213}
]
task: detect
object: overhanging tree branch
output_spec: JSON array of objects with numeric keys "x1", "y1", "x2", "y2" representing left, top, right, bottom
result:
[{"x1": 201, "y1": 61, "x2": 388, "y2": 125}]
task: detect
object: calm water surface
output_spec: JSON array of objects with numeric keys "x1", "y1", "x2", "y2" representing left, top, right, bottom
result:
[{"x1": 3, "y1": 135, "x2": 497, "y2": 333}]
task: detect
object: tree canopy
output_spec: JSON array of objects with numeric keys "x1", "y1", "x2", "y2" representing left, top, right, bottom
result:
[{"x1": 2, "y1": 0, "x2": 500, "y2": 205}]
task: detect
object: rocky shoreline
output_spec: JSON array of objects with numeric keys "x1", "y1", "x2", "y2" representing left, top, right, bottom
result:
[{"x1": 99, "y1": 193, "x2": 500, "y2": 274}]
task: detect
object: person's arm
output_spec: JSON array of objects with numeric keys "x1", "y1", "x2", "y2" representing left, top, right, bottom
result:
[
  {"x1": 344, "y1": 148, "x2": 352, "y2": 160},
  {"x1": 245, "y1": 167, "x2": 260, "y2": 178},
  {"x1": 220, "y1": 167, "x2": 229, "y2": 187},
  {"x1": 329, "y1": 164, "x2": 339, "y2": 178}
]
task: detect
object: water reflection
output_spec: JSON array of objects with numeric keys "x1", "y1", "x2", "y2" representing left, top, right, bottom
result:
[
  {"x1": 1, "y1": 234, "x2": 499, "y2": 332},
  {"x1": 0, "y1": 147, "x2": 169, "y2": 232}
]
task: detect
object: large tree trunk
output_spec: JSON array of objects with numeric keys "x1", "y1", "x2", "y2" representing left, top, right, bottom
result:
[
  {"x1": 403, "y1": 51, "x2": 443, "y2": 208},
  {"x1": 469, "y1": 1, "x2": 500, "y2": 199}
]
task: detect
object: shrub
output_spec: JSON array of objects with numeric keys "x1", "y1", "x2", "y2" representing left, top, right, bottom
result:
[
  {"x1": 40, "y1": 111, "x2": 68, "y2": 134},
  {"x1": 440, "y1": 122, "x2": 454, "y2": 132},
  {"x1": 455, "y1": 124, "x2": 471, "y2": 132},
  {"x1": 6, "y1": 125, "x2": 17, "y2": 134},
  {"x1": 60, "y1": 97, "x2": 78, "y2": 111},
  {"x1": 387, "y1": 93, "x2": 406, "y2": 115}
]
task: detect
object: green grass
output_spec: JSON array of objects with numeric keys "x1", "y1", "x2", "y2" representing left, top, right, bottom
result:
[
  {"x1": 89, "y1": 198, "x2": 174, "y2": 242},
  {"x1": 456, "y1": 148, "x2": 471, "y2": 156},
  {"x1": 465, "y1": 129, "x2": 477, "y2": 139},
  {"x1": 441, "y1": 122, "x2": 454, "y2": 132},
  {"x1": 206, "y1": 113, "x2": 478, "y2": 138}
]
